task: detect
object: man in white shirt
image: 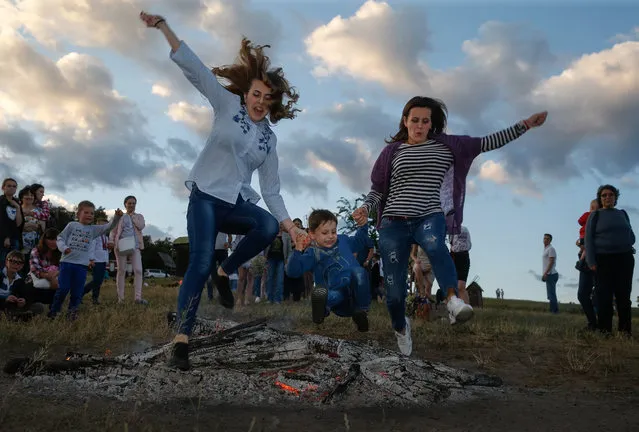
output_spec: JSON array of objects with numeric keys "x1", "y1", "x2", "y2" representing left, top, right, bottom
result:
[{"x1": 542, "y1": 233, "x2": 559, "y2": 313}]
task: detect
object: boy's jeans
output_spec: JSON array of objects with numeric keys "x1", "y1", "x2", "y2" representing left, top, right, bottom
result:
[
  {"x1": 49, "y1": 262, "x2": 89, "y2": 317},
  {"x1": 328, "y1": 267, "x2": 371, "y2": 316}
]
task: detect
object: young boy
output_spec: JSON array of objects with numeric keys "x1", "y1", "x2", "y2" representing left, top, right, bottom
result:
[
  {"x1": 286, "y1": 209, "x2": 371, "y2": 332},
  {"x1": 49, "y1": 201, "x2": 122, "y2": 319}
]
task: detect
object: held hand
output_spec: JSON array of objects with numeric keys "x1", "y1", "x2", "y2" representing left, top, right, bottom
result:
[
  {"x1": 293, "y1": 230, "x2": 312, "y2": 251},
  {"x1": 64, "y1": 248, "x2": 72, "y2": 255},
  {"x1": 16, "y1": 298, "x2": 26, "y2": 308},
  {"x1": 352, "y1": 206, "x2": 368, "y2": 227},
  {"x1": 107, "y1": 242, "x2": 114, "y2": 250},
  {"x1": 6, "y1": 295, "x2": 17, "y2": 303},
  {"x1": 114, "y1": 208, "x2": 124, "y2": 217},
  {"x1": 524, "y1": 111, "x2": 548, "y2": 129},
  {"x1": 139, "y1": 11, "x2": 165, "y2": 28},
  {"x1": 88, "y1": 260, "x2": 95, "y2": 269}
]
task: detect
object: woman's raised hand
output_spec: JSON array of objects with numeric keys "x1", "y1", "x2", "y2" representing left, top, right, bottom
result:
[
  {"x1": 524, "y1": 111, "x2": 548, "y2": 129},
  {"x1": 352, "y1": 206, "x2": 368, "y2": 227},
  {"x1": 139, "y1": 11, "x2": 165, "y2": 28}
]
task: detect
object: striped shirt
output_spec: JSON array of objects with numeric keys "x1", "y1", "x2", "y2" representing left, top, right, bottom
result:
[{"x1": 364, "y1": 123, "x2": 527, "y2": 218}]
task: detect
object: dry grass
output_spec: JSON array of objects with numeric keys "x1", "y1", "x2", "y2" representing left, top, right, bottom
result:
[{"x1": 1, "y1": 280, "x2": 638, "y2": 390}]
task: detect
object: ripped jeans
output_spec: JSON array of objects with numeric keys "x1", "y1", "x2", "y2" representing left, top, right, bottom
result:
[{"x1": 378, "y1": 212, "x2": 458, "y2": 331}]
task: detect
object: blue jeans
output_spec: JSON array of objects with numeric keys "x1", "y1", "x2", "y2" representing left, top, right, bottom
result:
[
  {"x1": 378, "y1": 213, "x2": 458, "y2": 331},
  {"x1": 545, "y1": 272, "x2": 559, "y2": 313},
  {"x1": 83, "y1": 262, "x2": 106, "y2": 301},
  {"x1": 176, "y1": 186, "x2": 279, "y2": 335},
  {"x1": 577, "y1": 269, "x2": 596, "y2": 327},
  {"x1": 329, "y1": 267, "x2": 371, "y2": 317},
  {"x1": 50, "y1": 262, "x2": 89, "y2": 317},
  {"x1": 266, "y1": 258, "x2": 284, "y2": 303}
]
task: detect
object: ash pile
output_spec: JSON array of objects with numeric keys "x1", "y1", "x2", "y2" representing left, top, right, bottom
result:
[{"x1": 3, "y1": 315, "x2": 502, "y2": 407}]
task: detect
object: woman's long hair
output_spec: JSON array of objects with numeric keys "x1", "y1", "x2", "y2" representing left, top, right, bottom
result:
[
  {"x1": 212, "y1": 38, "x2": 300, "y2": 123},
  {"x1": 387, "y1": 96, "x2": 448, "y2": 143},
  {"x1": 36, "y1": 228, "x2": 61, "y2": 265}
]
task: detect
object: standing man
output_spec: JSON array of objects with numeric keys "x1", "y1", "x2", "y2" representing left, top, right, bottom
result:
[{"x1": 542, "y1": 233, "x2": 559, "y2": 313}]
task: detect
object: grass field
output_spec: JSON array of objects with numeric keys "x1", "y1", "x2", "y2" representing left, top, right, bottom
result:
[
  {"x1": 1, "y1": 279, "x2": 638, "y2": 431},
  {"x1": 1, "y1": 278, "x2": 637, "y2": 391}
]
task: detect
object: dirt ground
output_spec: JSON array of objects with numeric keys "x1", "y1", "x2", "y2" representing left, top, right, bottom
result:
[{"x1": 2, "y1": 301, "x2": 639, "y2": 431}]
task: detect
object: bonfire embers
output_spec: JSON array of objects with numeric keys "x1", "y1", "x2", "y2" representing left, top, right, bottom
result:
[{"x1": 3, "y1": 316, "x2": 502, "y2": 407}]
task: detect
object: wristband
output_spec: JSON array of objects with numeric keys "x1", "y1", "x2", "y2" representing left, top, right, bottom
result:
[{"x1": 154, "y1": 18, "x2": 166, "y2": 28}]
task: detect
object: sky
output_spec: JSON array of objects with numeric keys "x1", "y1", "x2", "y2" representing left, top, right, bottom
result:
[{"x1": 1, "y1": 0, "x2": 638, "y2": 304}]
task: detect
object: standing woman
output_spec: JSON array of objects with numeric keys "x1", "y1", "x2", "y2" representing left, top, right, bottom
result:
[
  {"x1": 585, "y1": 185, "x2": 635, "y2": 336},
  {"x1": 110, "y1": 195, "x2": 147, "y2": 305},
  {"x1": 30, "y1": 184, "x2": 50, "y2": 229},
  {"x1": 140, "y1": 11, "x2": 307, "y2": 370},
  {"x1": 19, "y1": 187, "x2": 42, "y2": 262},
  {"x1": 353, "y1": 96, "x2": 547, "y2": 356}
]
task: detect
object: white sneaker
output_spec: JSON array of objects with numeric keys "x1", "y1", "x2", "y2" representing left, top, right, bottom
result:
[
  {"x1": 254, "y1": 297, "x2": 261, "y2": 303},
  {"x1": 394, "y1": 317, "x2": 413, "y2": 356},
  {"x1": 447, "y1": 296, "x2": 474, "y2": 325}
]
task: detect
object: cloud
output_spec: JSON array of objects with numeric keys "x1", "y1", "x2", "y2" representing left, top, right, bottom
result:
[
  {"x1": 0, "y1": 31, "x2": 164, "y2": 190},
  {"x1": 167, "y1": 102, "x2": 211, "y2": 137},
  {"x1": 478, "y1": 160, "x2": 510, "y2": 184},
  {"x1": 157, "y1": 164, "x2": 190, "y2": 199},
  {"x1": 167, "y1": 138, "x2": 199, "y2": 163},
  {"x1": 610, "y1": 26, "x2": 639, "y2": 43},
  {"x1": 144, "y1": 224, "x2": 171, "y2": 241},
  {"x1": 46, "y1": 193, "x2": 74, "y2": 211},
  {"x1": 152, "y1": 84, "x2": 171, "y2": 98},
  {"x1": 305, "y1": 0, "x2": 429, "y2": 92},
  {"x1": 521, "y1": 41, "x2": 639, "y2": 179}
]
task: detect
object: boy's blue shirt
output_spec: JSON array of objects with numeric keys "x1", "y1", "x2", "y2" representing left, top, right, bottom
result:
[{"x1": 286, "y1": 224, "x2": 370, "y2": 290}]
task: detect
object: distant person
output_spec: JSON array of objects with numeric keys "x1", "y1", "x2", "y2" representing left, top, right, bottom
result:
[
  {"x1": 500, "y1": 288, "x2": 504, "y2": 299},
  {"x1": 495, "y1": 288, "x2": 501, "y2": 299},
  {"x1": 542, "y1": 233, "x2": 559, "y2": 313},
  {"x1": 585, "y1": 184, "x2": 635, "y2": 336}
]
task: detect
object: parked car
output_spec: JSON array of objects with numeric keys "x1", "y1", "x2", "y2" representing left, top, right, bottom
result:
[{"x1": 144, "y1": 269, "x2": 168, "y2": 278}]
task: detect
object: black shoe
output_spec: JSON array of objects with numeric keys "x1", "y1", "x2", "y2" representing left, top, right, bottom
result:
[
  {"x1": 311, "y1": 286, "x2": 328, "y2": 324},
  {"x1": 215, "y1": 274, "x2": 234, "y2": 309},
  {"x1": 352, "y1": 309, "x2": 369, "y2": 332},
  {"x1": 167, "y1": 342, "x2": 190, "y2": 371}
]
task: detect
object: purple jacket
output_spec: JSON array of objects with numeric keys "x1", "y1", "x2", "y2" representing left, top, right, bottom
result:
[{"x1": 369, "y1": 134, "x2": 481, "y2": 235}]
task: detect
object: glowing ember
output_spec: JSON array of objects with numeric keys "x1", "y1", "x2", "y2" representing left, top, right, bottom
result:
[
  {"x1": 65, "y1": 356, "x2": 71, "y2": 361},
  {"x1": 274, "y1": 380, "x2": 300, "y2": 395}
]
